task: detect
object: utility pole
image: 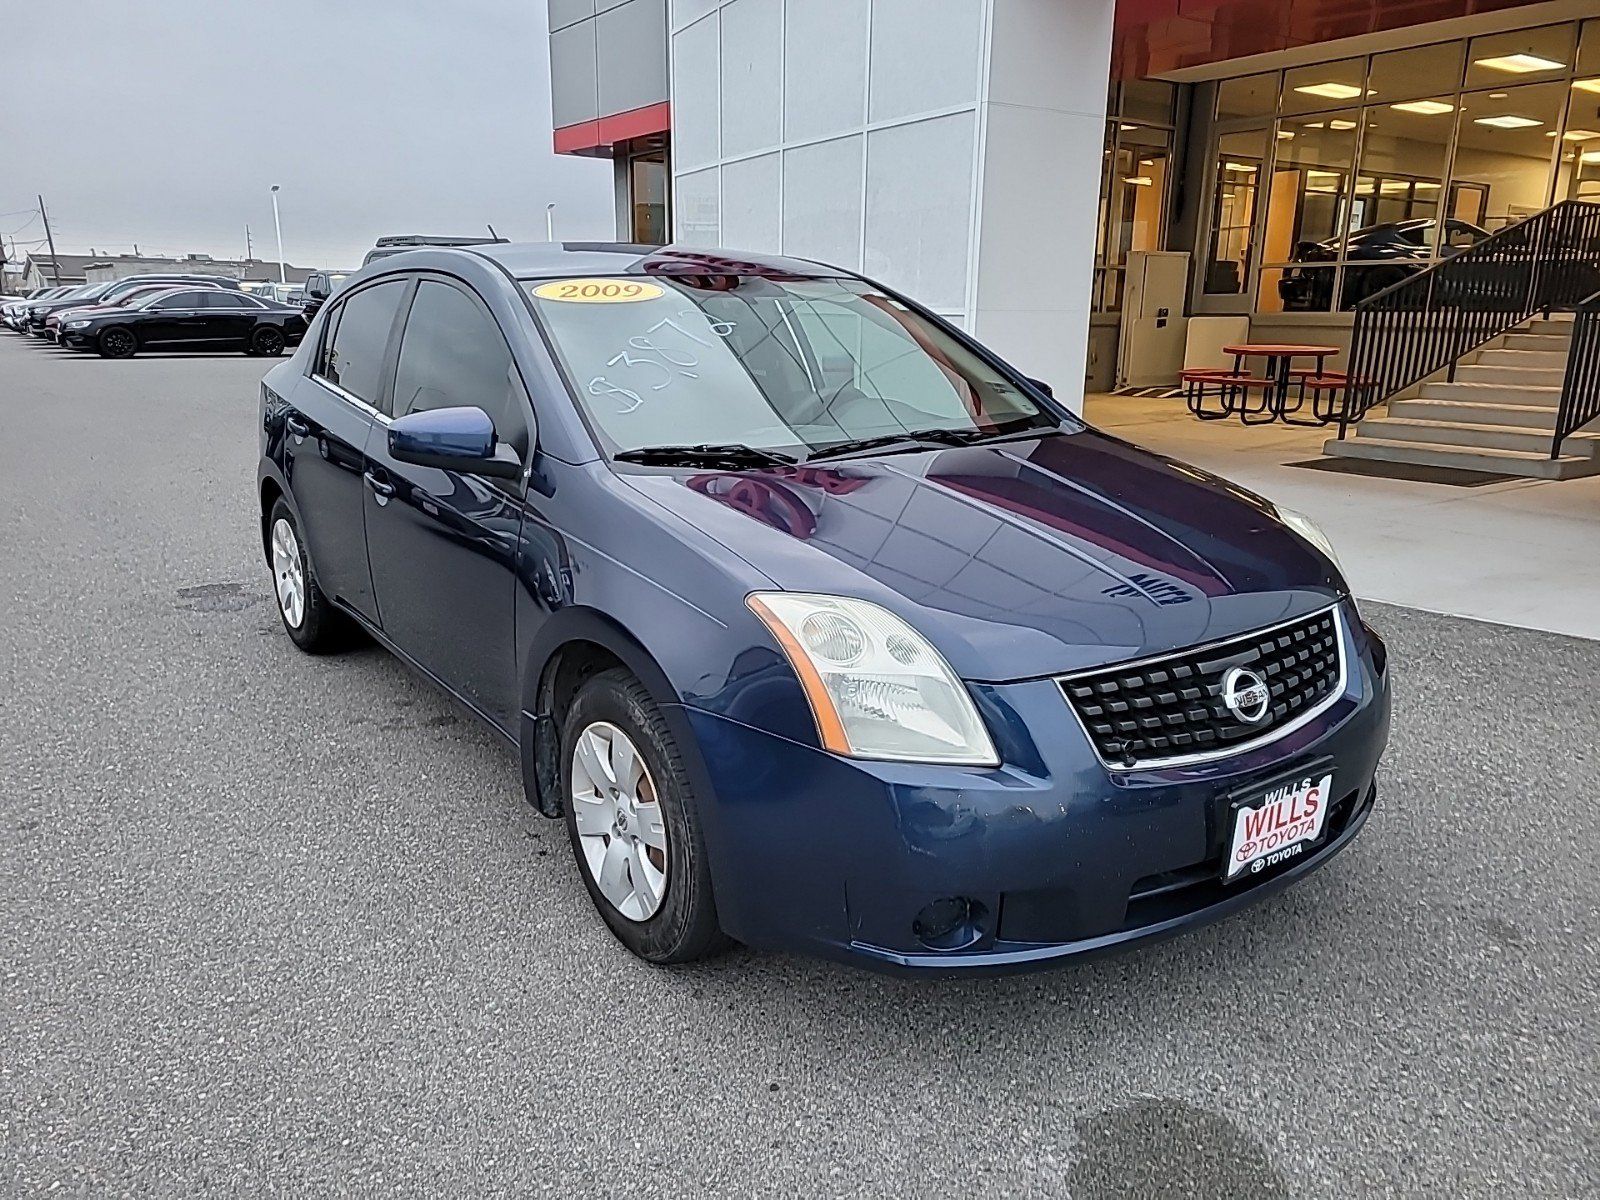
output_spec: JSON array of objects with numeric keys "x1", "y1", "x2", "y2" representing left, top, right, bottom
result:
[
  {"x1": 38, "y1": 195, "x2": 60, "y2": 284},
  {"x1": 246, "y1": 225, "x2": 253, "y2": 262},
  {"x1": 270, "y1": 186, "x2": 286, "y2": 283}
]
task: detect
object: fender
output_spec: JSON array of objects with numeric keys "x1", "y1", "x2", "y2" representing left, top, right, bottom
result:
[
  {"x1": 519, "y1": 606, "x2": 720, "y2": 823},
  {"x1": 256, "y1": 461, "x2": 300, "y2": 562}
]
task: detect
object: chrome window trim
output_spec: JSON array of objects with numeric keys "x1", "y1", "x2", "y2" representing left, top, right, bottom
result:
[
  {"x1": 1056, "y1": 603, "x2": 1349, "y2": 772},
  {"x1": 310, "y1": 373, "x2": 390, "y2": 424}
]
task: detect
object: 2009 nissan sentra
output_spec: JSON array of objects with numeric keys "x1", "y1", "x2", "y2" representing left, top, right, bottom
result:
[{"x1": 256, "y1": 242, "x2": 1390, "y2": 976}]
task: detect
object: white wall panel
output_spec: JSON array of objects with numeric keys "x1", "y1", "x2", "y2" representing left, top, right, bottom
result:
[
  {"x1": 864, "y1": 112, "x2": 975, "y2": 311},
  {"x1": 782, "y1": 136, "x2": 864, "y2": 269},
  {"x1": 784, "y1": 0, "x2": 868, "y2": 143},
  {"x1": 720, "y1": 153, "x2": 782, "y2": 252},
  {"x1": 671, "y1": 13, "x2": 720, "y2": 170},
  {"x1": 867, "y1": 0, "x2": 984, "y2": 123},
  {"x1": 719, "y1": 0, "x2": 784, "y2": 158},
  {"x1": 675, "y1": 166, "x2": 721, "y2": 243}
]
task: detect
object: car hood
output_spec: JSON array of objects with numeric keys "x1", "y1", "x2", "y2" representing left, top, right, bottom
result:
[{"x1": 618, "y1": 428, "x2": 1343, "y2": 682}]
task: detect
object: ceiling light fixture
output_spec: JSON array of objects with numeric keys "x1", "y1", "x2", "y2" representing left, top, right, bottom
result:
[
  {"x1": 1293, "y1": 81, "x2": 1369, "y2": 100},
  {"x1": 1223, "y1": 161, "x2": 1258, "y2": 172},
  {"x1": 1573, "y1": 78, "x2": 1600, "y2": 95},
  {"x1": 1473, "y1": 114, "x2": 1544, "y2": 129},
  {"x1": 1124, "y1": 176, "x2": 1152, "y2": 186},
  {"x1": 1277, "y1": 130, "x2": 1295, "y2": 139},
  {"x1": 1474, "y1": 52, "x2": 1565, "y2": 74},
  {"x1": 1390, "y1": 100, "x2": 1455, "y2": 115},
  {"x1": 1328, "y1": 119, "x2": 1358, "y2": 130}
]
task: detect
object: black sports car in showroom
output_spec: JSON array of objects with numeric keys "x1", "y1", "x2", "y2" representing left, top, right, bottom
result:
[
  {"x1": 1278, "y1": 218, "x2": 1489, "y2": 311},
  {"x1": 57, "y1": 286, "x2": 307, "y2": 357}
]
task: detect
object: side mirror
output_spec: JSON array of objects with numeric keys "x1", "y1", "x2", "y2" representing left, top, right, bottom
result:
[
  {"x1": 389, "y1": 406, "x2": 523, "y2": 479},
  {"x1": 1026, "y1": 377, "x2": 1054, "y2": 398},
  {"x1": 305, "y1": 279, "x2": 329, "y2": 301}
]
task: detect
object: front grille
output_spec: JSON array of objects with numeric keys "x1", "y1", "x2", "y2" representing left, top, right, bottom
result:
[{"x1": 1059, "y1": 607, "x2": 1344, "y2": 768}]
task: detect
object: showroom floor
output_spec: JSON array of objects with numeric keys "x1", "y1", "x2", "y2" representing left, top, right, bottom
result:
[{"x1": 1085, "y1": 393, "x2": 1600, "y2": 641}]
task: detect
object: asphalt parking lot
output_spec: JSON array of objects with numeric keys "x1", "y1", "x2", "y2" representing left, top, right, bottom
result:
[{"x1": 2, "y1": 334, "x2": 1595, "y2": 1197}]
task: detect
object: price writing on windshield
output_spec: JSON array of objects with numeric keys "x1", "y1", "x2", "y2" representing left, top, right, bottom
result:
[{"x1": 586, "y1": 311, "x2": 738, "y2": 413}]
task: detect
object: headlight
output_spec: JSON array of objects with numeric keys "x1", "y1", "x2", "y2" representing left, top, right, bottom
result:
[
  {"x1": 747, "y1": 592, "x2": 999, "y2": 766},
  {"x1": 1275, "y1": 504, "x2": 1343, "y2": 575},
  {"x1": 65, "y1": 319, "x2": 90, "y2": 330}
]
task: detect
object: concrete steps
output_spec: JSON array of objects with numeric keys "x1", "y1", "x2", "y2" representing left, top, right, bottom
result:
[
  {"x1": 1389, "y1": 397, "x2": 1561, "y2": 429},
  {"x1": 1325, "y1": 436, "x2": 1600, "y2": 480},
  {"x1": 1356, "y1": 417, "x2": 1579, "y2": 455},
  {"x1": 1325, "y1": 311, "x2": 1599, "y2": 479}
]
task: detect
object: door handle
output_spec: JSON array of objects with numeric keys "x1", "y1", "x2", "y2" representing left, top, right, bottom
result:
[
  {"x1": 364, "y1": 470, "x2": 396, "y2": 502},
  {"x1": 284, "y1": 415, "x2": 311, "y2": 439}
]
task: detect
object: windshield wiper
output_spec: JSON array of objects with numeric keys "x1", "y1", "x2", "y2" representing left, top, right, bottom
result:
[
  {"x1": 805, "y1": 421, "x2": 1053, "y2": 463},
  {"x1": 613, "y1": 443, "x2": 798, "y2": 468}
]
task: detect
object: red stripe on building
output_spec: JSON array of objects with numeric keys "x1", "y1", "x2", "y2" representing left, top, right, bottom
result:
[{"x1": 553, "y1": 101, "x2": 672, "y2": 155}]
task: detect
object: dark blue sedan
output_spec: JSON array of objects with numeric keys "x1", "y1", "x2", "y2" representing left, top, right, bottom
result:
[{"x1": 257, "y1": 243, "x2": 1390, "y2": 975}]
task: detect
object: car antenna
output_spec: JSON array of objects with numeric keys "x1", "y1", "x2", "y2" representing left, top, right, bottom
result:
[{"x1": 486, "y1": 223, "x2": 500, "y2": 241}]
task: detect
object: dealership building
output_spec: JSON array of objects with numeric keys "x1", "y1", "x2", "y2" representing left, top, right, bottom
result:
[{"x1": 547, "y1": 0, "x2": 1600, "y2": 473}]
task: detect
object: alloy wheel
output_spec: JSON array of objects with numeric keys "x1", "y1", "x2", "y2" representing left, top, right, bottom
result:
[
  {"x1": 570, "y1": 721, "x2": 669, "y2": 921},
  {"x1": 101, "y1": 329, "x2": 135, "y2": 357},
  {"x1": 271, "y1": 517, "x2": 306, "y2": 628}
]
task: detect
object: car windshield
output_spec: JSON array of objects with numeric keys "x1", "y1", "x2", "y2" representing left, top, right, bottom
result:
[{"x1": 524, "y1": 274, "x2": 1059, "y2": 458}]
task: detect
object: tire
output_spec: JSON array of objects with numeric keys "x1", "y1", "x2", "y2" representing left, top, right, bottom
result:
[
  {"x1": 97, "y1": 327, "x2": 137, "y2": 358},
  {"x1": 267, "y1": 499, "x2": 353, "y2": 653},
  {"x1": 250, "y1": 326, "x2": 286, "y2": 357},
  {"x1": 560, "y1": 668, "x2": 731, "y2": 964}
]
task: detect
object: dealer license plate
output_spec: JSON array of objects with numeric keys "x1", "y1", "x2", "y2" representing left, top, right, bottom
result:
[{"x1": 1224, "y1": 770, "x2": 1333, "y2": 882}]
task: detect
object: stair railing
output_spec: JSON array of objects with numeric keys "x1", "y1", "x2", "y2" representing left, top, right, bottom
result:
[
  {"x1": 1553, "y1": 289, "x2": 1600, "y2": 459},
  {"x1": 1338, "y1": 199, "x2": 1600, "y2": 440}
]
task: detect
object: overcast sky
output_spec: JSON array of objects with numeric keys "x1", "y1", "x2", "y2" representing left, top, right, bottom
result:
[{"x1": 1, "y1": 1, "x2": 615, "y2": 270}]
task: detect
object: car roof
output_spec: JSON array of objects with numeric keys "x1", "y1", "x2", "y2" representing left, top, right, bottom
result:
[{"x1": 467, "y1": 241, "x2": 853, "y2": 282}]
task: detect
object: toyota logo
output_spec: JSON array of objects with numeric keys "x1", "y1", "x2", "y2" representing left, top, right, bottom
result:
[{"x1": 1222, "y1": 666, "x2": 1271, "y2": 723}]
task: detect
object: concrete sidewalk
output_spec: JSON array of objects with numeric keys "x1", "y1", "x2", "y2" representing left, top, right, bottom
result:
[{"x1": 1086, "y1": 393, "x2": 1600, "y2": 641}]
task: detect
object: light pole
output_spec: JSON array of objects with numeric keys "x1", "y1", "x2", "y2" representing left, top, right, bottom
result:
[
  {"x1": 546, "y1": 202, "x2": 556, "y2": 242},
  {"x1": 270, "y1": 185, "x2": 287, "y2": 283}
]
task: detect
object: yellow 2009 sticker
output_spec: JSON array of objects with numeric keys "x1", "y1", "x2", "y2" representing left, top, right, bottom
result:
[{"x1": 533, "y1": 278, "x2": 665, "y2": 304}]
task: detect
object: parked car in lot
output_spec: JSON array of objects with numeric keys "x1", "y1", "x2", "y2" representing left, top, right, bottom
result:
[
  {"x1": 41, "y1": 281, "x2": 207, "y2": 340},
  {"x1": 60, "y1": 286, "x2": 306, "y2": 357},
  {"x1": 257, "y1": 243, "x2": 1390, "y2": 975},
  {"x1": 300, "y1": 270, "x2": 351, "y2": 321},
  {"x1": 3, "y1": 285, "x2": 75, "y2": 331},
  {"x1": 21, "y1": 274, "x2": 242, "y2": 336}
]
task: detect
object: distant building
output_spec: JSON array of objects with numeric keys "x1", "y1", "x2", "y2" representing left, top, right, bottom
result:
[
  {"x1": 80, "y1": 253, "x2": 313, "y2": 286},
  {"x1": 17, "y1": 254, "x2": 98, "y2": 290}
]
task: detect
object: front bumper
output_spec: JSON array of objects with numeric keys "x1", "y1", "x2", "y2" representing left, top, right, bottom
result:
[
  {"x1": 58, "y1": 328, "x2": 95, "y2": 350},
  {"x1": 685, "y1": 601, "x2": 1391, "y2": 976}
]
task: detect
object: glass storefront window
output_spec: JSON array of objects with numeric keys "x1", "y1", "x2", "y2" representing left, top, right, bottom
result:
[
  {"x1": 1259, "y1": 111, "x2": 1359, "y2": 311},
  {"x1": 1466, "y1": 25, "x2": 1577, "y2": 91},
  {"x1": 1205, "y1": 129, "x2": 1267, "y2": 295},
  {"x1": 1217, "y1": 73, "x2": 1278, "y2": 120},
  {"x1": 1197, "y1": 19, "x2": 1599, "y2": 316},
  {"x1": 1454, "y1": 81, "x2": 1564, "y2": 230},
  {"x1": 1368, "y1": 42, "x2": 1465, "y2": 104},
  {"x1": 1122, "y1": 79, "x2": 1176, "y2": 125},
  {"x1": 1282, "y1": 58, "x2": 1369, "y2": 116}
]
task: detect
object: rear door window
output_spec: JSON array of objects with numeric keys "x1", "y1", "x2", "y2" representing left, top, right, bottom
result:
[{"x1": 321, "y1": 280, "x2": 408, "y2": 407}]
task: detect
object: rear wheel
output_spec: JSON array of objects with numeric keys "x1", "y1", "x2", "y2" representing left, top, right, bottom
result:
[
  {"x1": 249, "y1": 326, "x2": 286, "y2": 357},
  {"x1": 560, "y1": 668, "x2": 730, "y2": 964},
  {"x1": 97, "y1": 327, "x2": 136, "y2": 358},
  {"x1": 268, "y1": 499, "x2": 352, "y2": 653}
]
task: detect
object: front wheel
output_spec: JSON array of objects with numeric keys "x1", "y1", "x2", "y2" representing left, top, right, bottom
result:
[
  {"x1": 268, "y1": 499, "x2": 353, "y2": 653},
  {"x1": 97, "y1": 327, "x2": 137, "y2": 358},
  {"x1": 560, "y1": 668, "x2": 731, "y2": 964},
  {"x1": 249, "y1": 326, "x2": 286, "y2": 357}
]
